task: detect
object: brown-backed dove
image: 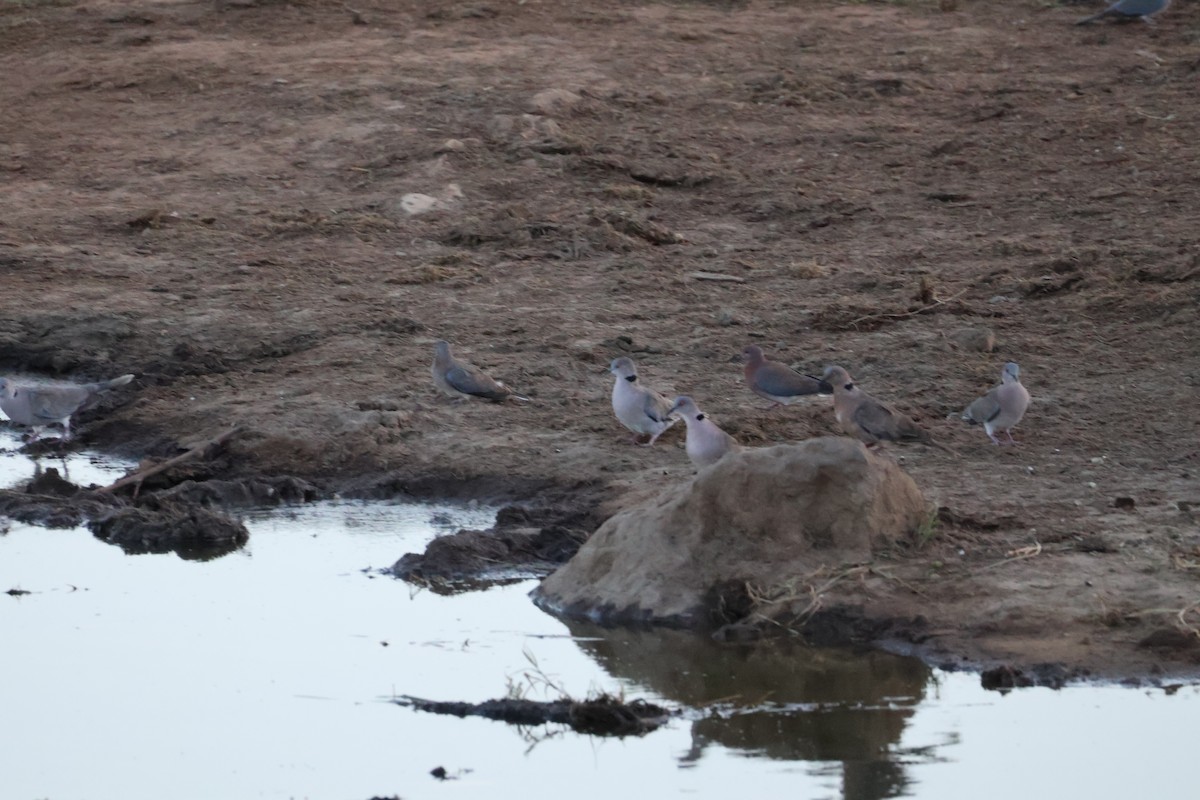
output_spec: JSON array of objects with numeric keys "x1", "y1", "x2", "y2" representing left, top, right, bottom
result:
[
  {"x1": 0, "y1": 374, "x2": 135, "y2": 441},
  {"x1": 961, "y1": 362, "x2": 1030, "y2": 445},
  {"x1": 431, "y1": 340, "x2": 528, "y2": 402},
  {"x1": 668, "y1": 395, "x2": 741, "y2": 468},
  {"x1": 742, "y1": 345, "x2": 832, "y2": 409},
  {"x1": 609, "y1": 357, "x2": 677, "y2": 446},
  {"x1": 822, "y1": 366, "x2": 955, "y2": 455}
]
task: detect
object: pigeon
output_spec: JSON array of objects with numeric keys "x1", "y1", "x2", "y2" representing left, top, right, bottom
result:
[
  {"x1": 741, "y1": 345, "x2": 832, "y2": 409},
  {"x1": 431, "y1": 340, "x2": 529, "y2": 402},
  {"x1": 668, "y1": 395, "x2": 741, "y2": 468},
  {"x1": 961, "y1": 362, "x2": 1031, "y2": 445},
  {"x1": 822, "y1": 366, "x2": 956, "y2": 455},
  {"x1": 1076, "y1": 0, "x2": 1169, "y2": 25},
  {"x1": 609, "y1": 357, "x2": 678, "y2": 445},
  {"x1": 0, "y1": 374, "x2": 135, "y2": 441}
]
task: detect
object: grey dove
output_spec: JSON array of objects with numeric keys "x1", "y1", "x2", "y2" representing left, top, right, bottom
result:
[
  {"x1": 822, "y1": 366, "x2": 956, "y2": 455},
  {"x1": 668, "y1": 396, "x2": 741, "y2": 468},
  {"x1": 742, "y1": 345, "x2": 832, "y2": 409},
  {"x1": 431, "y1": 340, "x2": 528, "y2": 402},
  {"x1": 0, "y1": 374, "x2": 135, "y2": 441},
  {"x1": 961, "y1": 362, "x2": 1030, "y2": 445},
  {"x1": 1077, "y1": 0, "x2": 1169, "y2": 24},
  {"x1": 609, "y1": 357, "x2": 677, "y2": 446}
]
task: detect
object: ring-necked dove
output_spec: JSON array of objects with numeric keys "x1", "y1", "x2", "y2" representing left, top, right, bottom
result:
[
  {"x1": 1076, "y1": 0, "x2": 1168, "y2": 24},
  {"x1": 609, "y1": 357, "x2": 678, "y2": 446},
  {"x1": 668, "y1": 395, "x2": 741, "y2": 468},
  {"x1": 961, "y1": 362, "x2": 1030, "y2": 446},
  {"x1": 742, "y1": 345, "x2": 832, "y2": 410},
  {"x1": 822, "y1": 366, "x2": 955, "y2": 455},
  {"x1": 0, "y1": 374, "x2": 135, "y2": 441},
  {"x1": 431, "y1": 340, "x2": 529, "y2": 403}
]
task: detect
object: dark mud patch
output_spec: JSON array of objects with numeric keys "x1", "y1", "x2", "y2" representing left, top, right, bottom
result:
[
  {"x1": 155, "y1": 476, "x2": 319, "y2": 507},
  {"x1": 389, "y1": 503, "x2": 599, "y2": 592},
  {"x1": 0, "y1": 477, "x2": 123, "y2": 529},
  {"x1": 1, "y1": 450, "x2": 318, "y2": 557},
  {"x1": 90, "y1": 498, "x2": 249, "y2": 560},
  {"x1": 979, "y1": 663, "x2": 1080, "y2": 692},
  {"x1": 396, "y1": 694, "x2": 672, "y2": 737}
]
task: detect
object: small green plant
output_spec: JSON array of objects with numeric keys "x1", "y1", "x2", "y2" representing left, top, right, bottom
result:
[{"x1": 915, "y1": 504, "x2": 940, "y2": 549}]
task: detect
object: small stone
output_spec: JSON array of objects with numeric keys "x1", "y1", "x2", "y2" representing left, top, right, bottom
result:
[
  {"x1": 1113, "y1": 496, "x2": 1136, "y2": 510},
  {"x1": 527, "y1": 88, "x2": 583, "y2": 115},
  {"x1": 399, "y1": 193, "x2": 441, "y2": 216},
  {"x1": 948, "y1": 327, "x2": 995, "y2": 353}
]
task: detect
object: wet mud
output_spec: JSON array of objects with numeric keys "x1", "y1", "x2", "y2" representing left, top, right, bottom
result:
[
  {"x1": 397, "y1": 694, "x2": 672, "y2": 737},
  {"x1": 2, "y1": 0, "x2": 1199, "y2": 682}
]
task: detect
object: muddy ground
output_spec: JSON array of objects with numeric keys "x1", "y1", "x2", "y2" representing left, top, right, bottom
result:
[{"x1": 1, "y1": 0, "x2": 1197, "y2": 681}]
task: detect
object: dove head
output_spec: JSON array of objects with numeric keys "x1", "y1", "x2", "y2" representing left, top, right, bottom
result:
[
  {"x1": 1002, "y1": 362, "x2": 1021, "y2": 383},
  {"x1": 822, "y1": 365, "x2": 856, "y2": 394},
  {"x1": 741, "y1": 345, "x2": 765, "y2": 366},
  {"x1": 669, "y1": 395, "x2": 702, "y2": 421},
  {"x1": 609, "y1": 357, "x2": 638, "y2": 381}
]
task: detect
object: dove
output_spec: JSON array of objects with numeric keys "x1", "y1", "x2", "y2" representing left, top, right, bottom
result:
[
  {"x1": 431, "y1": 340, "x2": 529, "y2": 403},
  {"x1": 609, "y1": 357, "x2": 678, "y2": 445},
  {"x1": 0, "y1": 374, "x2": 135, "y2": 441},
  {"x1": 668, "y1": 395, "x2": 741, "y2": 468},
  {"x1": 822, "y1": 366, "x2": 955, "y2": 455},
  {"x1": 961, "y1": 362, "x2": 1031, "y2": 445},
  {"x1": 1076, "y1": 0, "x2": 1168, "y2": 24},
  {"x1": 741, "y1": 345, "x2": 832, "y2": 409}
]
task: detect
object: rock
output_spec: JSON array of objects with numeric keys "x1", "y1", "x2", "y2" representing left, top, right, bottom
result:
[
  {"x1": 488, "y1": 113, "x2": 562, "y2": 142},
  {"x1": 533, "y1": 437, "x2": 926, "y2": 627},
  {"x1": 399, "y1": 193, "x2": 442, "y2": 216},
  {"x1": 397, "y1": 184, "x2": 464, "y2": 217},
  {"x1": 527, "y1": 88, "x2": 583, "y2": 116},
  {"x1": 948, "y1": 327, "x2": 995, "y2": 353}
]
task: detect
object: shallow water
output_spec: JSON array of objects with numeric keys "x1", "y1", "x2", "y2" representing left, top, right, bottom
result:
[
  {"x1": 1, "y1": 500, "x2": 1196, "y2": 800},
  {"x1": 0, "y1": 428, "x2": 137, "y2": 489}
]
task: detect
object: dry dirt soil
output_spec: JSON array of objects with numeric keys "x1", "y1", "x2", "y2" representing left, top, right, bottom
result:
[{"x1": 2, "y1": 0, "x2": 1198, "y2": 680}]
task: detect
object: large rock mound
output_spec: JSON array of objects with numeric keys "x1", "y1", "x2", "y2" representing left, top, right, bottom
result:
[{"x1": 533, "y1": 437, "x2": 926, "y2": 627}]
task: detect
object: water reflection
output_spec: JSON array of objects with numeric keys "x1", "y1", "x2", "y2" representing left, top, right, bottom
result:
[
  {"x1": 568, "y1": 622, "x2": 928, "y2": 798},
  {"x1": 0, "y1": 428, "x2": 135, "y2": 489},
  {"x1": 2, "y1": 499, "x2": 1197, "y2": 800}
]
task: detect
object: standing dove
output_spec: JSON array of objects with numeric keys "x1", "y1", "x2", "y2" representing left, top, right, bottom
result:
[
  {"x1": 1076, "y1": 0, "x2": 1169, "y2": 24},
  {"x1": 668, "y1": 396, "x2": 741, "y2": 468},
  {"x1": 609, "y1": 357, "x2": 677, "y2": 446},
  {"x1": 961, "y1": 362, "x2": 1031, "y2": 445},
  {"x1": 431, "y1": 340, "x2": 528, "y2": 403},
  {"x1": 0, "y1": 374, "x2": 135, "y2": 441},
  {"x1": 741, "y1": 345, "x2": 832, "y2": 409},
  {"x1": 822, "y1": 366, "x2": 955, "y2": 454}
]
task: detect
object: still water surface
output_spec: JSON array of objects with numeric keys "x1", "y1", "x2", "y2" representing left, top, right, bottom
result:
[{"x1": 0, "y1": 437, "x2": 1196, "y2": 799}]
